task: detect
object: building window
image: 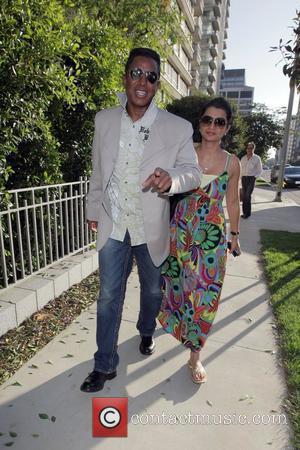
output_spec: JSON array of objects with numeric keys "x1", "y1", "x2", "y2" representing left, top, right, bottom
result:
[
  {"x1": 240, "y1": 90, "x2": 253, "y2": 98},
  {"x1": 165, "y1": 61, "x2": 179, "y2": 89},
  {"x1": 227, "y1": 91, "x2": 239, "y2": 98},
  {"x1": 179, "y1": 77, "x2": 189, "y2": 96}
]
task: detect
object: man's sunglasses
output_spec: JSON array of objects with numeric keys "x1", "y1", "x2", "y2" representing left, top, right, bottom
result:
[
  {"x1": 129, "y1": 67, "x2": 159, "y2": 84},
  {"x1": 200, "y1": 115, "x2": 227, "y2": 127}
]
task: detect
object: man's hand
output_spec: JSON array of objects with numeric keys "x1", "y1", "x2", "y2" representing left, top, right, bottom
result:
[
  {"x1": 87, "y1": 220, "x2": 98, "y2": 232},
  {"x1": 142, "y1": 167, "x2": 172, "y2": 193}
]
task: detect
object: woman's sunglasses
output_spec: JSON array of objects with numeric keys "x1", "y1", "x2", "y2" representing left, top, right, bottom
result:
[
  {"x1": 129, "y1": 67, "x2": 159, "y2": 84},
  {"x1": 200, "y1": 115, "x2": 227, "y2": 127}
]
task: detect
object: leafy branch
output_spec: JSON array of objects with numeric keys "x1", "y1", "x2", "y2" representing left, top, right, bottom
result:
[{"x1": 270, "y1": 10, "x2": 300, "y2": 90}]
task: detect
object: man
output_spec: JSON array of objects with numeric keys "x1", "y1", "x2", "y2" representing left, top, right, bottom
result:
[
  {"x1": 80, "y1": 48, "x2": 201, "y2": 392},
  {"x1": 240, "y1": 142, "x2": 262, "y2": 219}
]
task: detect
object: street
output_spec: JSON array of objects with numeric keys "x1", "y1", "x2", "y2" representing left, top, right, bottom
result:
[{"x1": 262, "y1": 169, "x2": 300, "y2": 205}]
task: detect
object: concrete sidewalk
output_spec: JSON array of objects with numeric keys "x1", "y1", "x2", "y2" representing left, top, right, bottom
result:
[{"x1": 0, "y1": 185, "x2": 299, "y2": 450}]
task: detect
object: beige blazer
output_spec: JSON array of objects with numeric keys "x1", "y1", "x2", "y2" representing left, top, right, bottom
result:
[{"x1": 86, "y1": 105, "x2": 201, "y2": 266}]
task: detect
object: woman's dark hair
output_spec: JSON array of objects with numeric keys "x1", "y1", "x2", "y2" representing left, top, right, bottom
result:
[
  {"x1": 125, "y1": 47, "x2": 161, "y2": 77},
  {"x1": 200, "y1": 97, "x2": 233, "y2": 124}
]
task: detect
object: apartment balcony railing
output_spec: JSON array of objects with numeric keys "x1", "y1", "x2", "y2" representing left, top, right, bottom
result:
[{"x1": 0, "y1": 178, "x2": 96, "y2": 289}]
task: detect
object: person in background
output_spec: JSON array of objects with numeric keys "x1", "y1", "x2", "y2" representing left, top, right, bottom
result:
[
  {"x1": 240, "y1": 142, "x2": 262, "y2": 218},
  {"x1": 80, "y1": 47, "x2": 201, "y2": 393},
  {"x1": 158, "y1": 97, "x2": 241, "y2": 384}
]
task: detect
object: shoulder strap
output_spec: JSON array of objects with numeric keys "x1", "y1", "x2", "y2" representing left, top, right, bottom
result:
[{"x1": 224, "y1": 153, "x2": 232, "y2": 172}]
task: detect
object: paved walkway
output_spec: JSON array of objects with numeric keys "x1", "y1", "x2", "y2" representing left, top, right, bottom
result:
[{"x1": 0, "y1": 185, "x2": 299, "y2": 450}]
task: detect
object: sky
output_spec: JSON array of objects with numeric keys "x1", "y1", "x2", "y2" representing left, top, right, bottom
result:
[{"x1": 225, "y1": 0, "x2": 299, "y2": 113}]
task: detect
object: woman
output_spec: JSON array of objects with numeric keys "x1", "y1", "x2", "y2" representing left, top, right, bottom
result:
[{"x1": 158, "y1": 97, "x2": 241, "y2": 383}]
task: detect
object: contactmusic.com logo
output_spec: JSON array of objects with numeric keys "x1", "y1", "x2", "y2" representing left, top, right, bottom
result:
[{"x1": 92, "y1": 398, "x2": 128, "y2": 437}]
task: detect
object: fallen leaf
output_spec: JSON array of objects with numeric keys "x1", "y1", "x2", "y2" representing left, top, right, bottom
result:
[
  {"x1": 45, "y1": 360, "x2": 53, "y2": 365},
  {"x1": 10, "y1": 382, "x2": 22, "y2": 387},
  {"x1": 28, "y1": 364, "x2": 38, "y2": 369},
  {"x1": 206, "y1": 400, "x2": 213, "y2": 407},
  {"x1": 239, "y1": 395, "x2": 249, "y2": 401},
  {"x1": 31, "y1": 434, "x2": 39, "y2": 438},
  {"x1": 4, "y1": 442, "x2": 14, "y2": 447},
  {"x1": 62, "y1": 354, "x2": 74, "y2": 358},
  {"x1": 9, "y1": 432, "x2": 17, "y2": 438},
  {"x1": 51, "y1": 416, "x2": 56, "y2": 423},
  {"x1": 38, "y1": 413, "x2": 49, "y2": 420},
  {"x1": 59, "y1": 340, "x2": 66, "y2": 344}
]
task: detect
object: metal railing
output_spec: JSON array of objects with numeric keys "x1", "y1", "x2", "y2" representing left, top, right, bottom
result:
[{"x1": 0, "y1": 178, "x2": 96, "y2": 289}]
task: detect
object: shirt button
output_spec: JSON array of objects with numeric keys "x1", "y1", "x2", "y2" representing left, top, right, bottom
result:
[{"x1": 129, "y1": 143, "x2": 131, "y2": 147}]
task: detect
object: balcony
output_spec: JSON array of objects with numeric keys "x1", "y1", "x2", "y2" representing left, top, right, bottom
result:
[
  {"x1": 211, "y1": 32, "x2": 219, "y2": 44},
  {"x1": 191, "y1": 54, "x2": 201, "y2": 70},
  {"x1": 209, "y1": 59, "x2": 217, "y2": 70},
  {"x1": 193, "y1": 22, "x2": 202, "y2": 43},
  {"x1": 213, "y1": 4, "x2": 221, "y2": 17},
  {"x1": 212, "y1": 18, "x2": 220, "y2": 31},
  {"x1": 177, "y1": 0, "x2": 195, "y2": 31},
  {"x1": 210, "y1": 46, "x2": 218, "y2": 58},
  {"x1": 194, "y1": 0, "x2": 204, "y2": 16}
]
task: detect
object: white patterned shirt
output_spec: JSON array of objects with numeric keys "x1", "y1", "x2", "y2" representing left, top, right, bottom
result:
[{"x1": 107, "y1": 93, "x2": 158, "y2": 245}]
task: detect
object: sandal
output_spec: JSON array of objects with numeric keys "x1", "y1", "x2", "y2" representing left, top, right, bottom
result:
[{"x1": 188, "y1": 359, "x2": 208, "y2": 384}]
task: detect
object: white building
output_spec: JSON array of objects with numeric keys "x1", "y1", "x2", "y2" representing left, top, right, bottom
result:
[{"x1": 161, "y1": 0, "x2": 230, "y2": 100}]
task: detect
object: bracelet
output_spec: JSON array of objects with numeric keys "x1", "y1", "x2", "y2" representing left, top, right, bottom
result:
[{"x1": 230, "y1": 231, "x2": 240, "y2": 236}]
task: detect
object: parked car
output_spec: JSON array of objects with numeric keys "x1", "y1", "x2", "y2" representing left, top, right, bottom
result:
[
  {"x1": 283, "y1": 166, "x2": 300, "y2": 187},
  {"x1": 270, "y1": 164, "x2": 291, "y2": 183}
]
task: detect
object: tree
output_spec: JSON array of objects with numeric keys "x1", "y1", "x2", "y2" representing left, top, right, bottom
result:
[
  {"x1": 241, "y1": 104, "x2": 284, "y2": 161},
  {"x1": 270, "y1": 10, "x2": 300, "y2": 201},
  {"x1": 0, "y1": 0, "x2": 181, "y2": 190}
]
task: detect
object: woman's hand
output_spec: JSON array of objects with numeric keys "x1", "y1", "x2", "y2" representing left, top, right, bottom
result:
[
  {"x1": 87, "y1": 220, "x2": 98, "y2": 232},
  {"x1": 228, "y1": 235, "x2": 241, "y2": 256}
]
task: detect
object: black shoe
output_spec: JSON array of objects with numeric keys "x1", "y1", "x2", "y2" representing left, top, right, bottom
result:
[
  {"x1": 80, "y1": 370, "x2": 117, "y2": 393},
  {"x1": 241, "y1": 214, "x2": 250, "y2": 219},
  {"x1": 139, "y1": 336, "x2": 155, "y2": 355}
]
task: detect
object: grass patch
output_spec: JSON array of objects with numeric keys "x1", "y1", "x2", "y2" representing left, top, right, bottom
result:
[
  {"x1": 0, "y1": 271, "x2": 99, "y2": 385},
  {"x1": 260, "y1": 230, "x2": 300, "y2": 447}
]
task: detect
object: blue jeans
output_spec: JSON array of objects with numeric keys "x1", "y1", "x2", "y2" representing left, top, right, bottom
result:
[{"x1": 94, "y1": 231, "x2": 163, "y2": 373}]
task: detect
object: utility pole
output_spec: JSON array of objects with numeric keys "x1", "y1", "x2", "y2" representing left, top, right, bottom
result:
[
  {"x1": 274, "y1": 12, "x2": 300, "y2": 202},
  {"x1": 274, "y1": 82, "x2": 296, "y2": 202}
]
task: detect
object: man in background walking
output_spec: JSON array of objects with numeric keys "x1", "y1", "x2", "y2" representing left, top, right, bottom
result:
[{"x1": 240, "y1": 142, "x2": 262, "y2": 218}]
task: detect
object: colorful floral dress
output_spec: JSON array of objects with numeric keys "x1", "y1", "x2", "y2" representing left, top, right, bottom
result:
[{"x1": 158, "y1": 159, "x2": 231, "y2": 351}]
